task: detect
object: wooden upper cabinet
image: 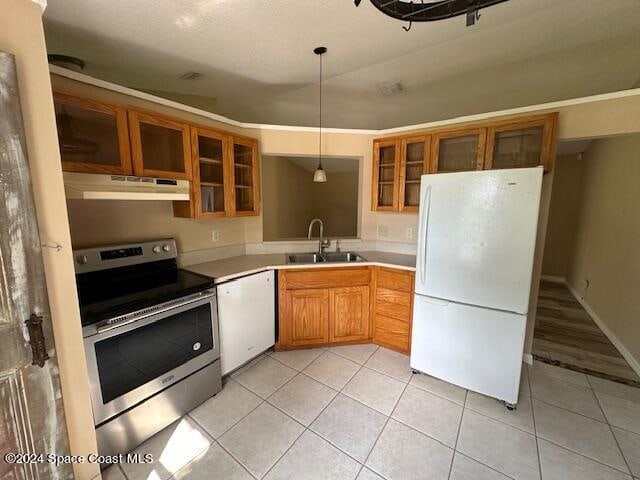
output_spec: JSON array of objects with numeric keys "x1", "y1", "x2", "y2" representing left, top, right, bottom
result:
[
  {"x1": 128, "y1": 110, "x2": 192, "y2": 180},
  {"x1": 399, "y1": 136, "x2": 431, "y2": 212},
  {"x1": 485, "y1": 113, "x2": 557, "y2": 172},
  {"x1": 53, "y1": 91, "x2": 132, "y2": 175},
  {"x1": 371, "y1": 112, "x2": 558, "y2": 212},
  {"x1": 192, "y1": 127, "x2": 229, "y2": 217},
  {"x1": 372, "y1": 139, "x2": 400, "y2": 211},
  {"x1": 229, "y1": 136, "x2": 260, "y2": 216},
  {"x1": 329, "y1": 286, "x2": 370, "y2": 343},
  {"x1": 431, "y1": 127, "x2": 486, "y2": 174}
]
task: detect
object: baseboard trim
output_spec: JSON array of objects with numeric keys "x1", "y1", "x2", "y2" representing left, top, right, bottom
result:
[
  {"x1": 540, "y1": 275, "x2": 567, "y2": 283},
  {"x1": 523, "y1": 353, "x2": 533, "y2": 365},
  {"x1": 563, "y1": 280, "x2": 640, "y2": 378}
]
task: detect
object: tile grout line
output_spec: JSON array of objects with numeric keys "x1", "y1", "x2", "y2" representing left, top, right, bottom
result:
[
  {"x1": 446, "y1": 388, "x2": 468, "y2": 480},
  {"x1": 186, "y1": 407, "x2": 264, "y2": 479},
  {"x1": 360, "y1": 378, "x2": 411, "y2": 480},
  {"x1": 254, "y1": 346, "x2": 381, "y2": 478},
  {"x1": 261, "y1": 349, "x2": 380, "y2": 478},
  {"x1": 529, "y1": 364, "x2": 545, "y2": 480},
  {"x1": 591, "y1": 386, "x2": 634, "y2": 477}
]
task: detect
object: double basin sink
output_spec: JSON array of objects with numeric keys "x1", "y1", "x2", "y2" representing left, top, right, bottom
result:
[{"x1": 286, "y1": 251, "x2": 367, "y2": 264}]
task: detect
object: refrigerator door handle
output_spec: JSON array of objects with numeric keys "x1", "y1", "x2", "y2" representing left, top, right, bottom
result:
[
  {"x1": 417, "y1": 294, "x2": 450, "y2": 306},
  {"x1": 419, "y1": 184, "x2": 432, "y2": 285}
]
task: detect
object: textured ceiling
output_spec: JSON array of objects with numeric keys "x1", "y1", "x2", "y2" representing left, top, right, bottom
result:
[{"x1": 43, "y1": 0, "x2": 640, "y2": 129}]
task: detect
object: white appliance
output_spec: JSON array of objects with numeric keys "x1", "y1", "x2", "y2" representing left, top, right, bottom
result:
[
  {"x1": 64, "y1": 172, "x2": 190, "y2": 201},
  {"x1": 217, "y1": 270, "x2": 276, "y2": 375},
  {"x1": 410, "y1": 167, "x2": 543, "y2": 405}
]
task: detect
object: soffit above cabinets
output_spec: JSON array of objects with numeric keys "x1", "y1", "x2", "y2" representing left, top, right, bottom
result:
[{"x1": 43, "y1": 0, "x2": 640, "y2": 129}]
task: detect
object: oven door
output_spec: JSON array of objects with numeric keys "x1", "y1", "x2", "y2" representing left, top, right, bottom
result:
[{"x1": 84, "y1": 290, "x2": 219, "y2": 426}]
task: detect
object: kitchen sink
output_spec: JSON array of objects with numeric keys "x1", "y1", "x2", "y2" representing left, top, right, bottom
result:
[{"x1": 286, "y1": 251, "x2": 367, "y2": 264}]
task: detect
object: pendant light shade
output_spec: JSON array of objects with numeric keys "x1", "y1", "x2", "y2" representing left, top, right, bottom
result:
[
  {"x1": 313, "y1": 166, "x2": 327, "y2": 182},
  {"x1": 313, "y1": 46, "x2": 328, "y2": 183}
]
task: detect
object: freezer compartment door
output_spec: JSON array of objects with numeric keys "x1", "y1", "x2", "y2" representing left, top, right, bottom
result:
[
  {"x1": 415, "y1": 167, "x2": 543, "y2": 313},
  {"x1": 217, "y1": 270, "x2": 276, "y2": 375},
  {"x1": 410, "y1": 294, "x2": 526, "y2": 404}
]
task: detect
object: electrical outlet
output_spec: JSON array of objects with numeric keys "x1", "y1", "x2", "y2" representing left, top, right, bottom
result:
[
  {"x1": 405, "y1": 227, "x2": 413, "y2": 239},
  {"x1": 211, "y1": 230, "x2": 220, "y2": 242},
  {"x1": 378, "y1": 225, "x2": 389, "y2": 237}
]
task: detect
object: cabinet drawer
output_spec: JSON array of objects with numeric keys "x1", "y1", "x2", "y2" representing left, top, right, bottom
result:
[
  {"x1": 283, "y1": 268, "x2": 370, "y2": 290},
  {"x1": 374, "y1": 315, "x2": 410, "y2": 354},
  {"x1": 375, "y1": 288, "x2": 411, "y2": 322},
  {"x1": 376, "y1": 267, "x2": 414, "y2": 293}
]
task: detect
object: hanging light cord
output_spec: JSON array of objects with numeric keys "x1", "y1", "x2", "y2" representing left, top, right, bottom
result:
[{"x1": 318, "y1": 51, "x2": 323, "y2": 169}]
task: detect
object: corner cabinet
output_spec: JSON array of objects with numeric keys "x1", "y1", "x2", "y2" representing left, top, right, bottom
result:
[
  {"x1": 371, "y1": 112, "x2": 558, "y2": 212},
  {"x1": 372, "y1": 136, "x2": 430, "y2": 212},
  {"x1": 174, "y1": 129, "x2": 260, "y2": 218},
  {"x1": 277, "y1": 268, "x2": 372, "y2": 349},
  {"x1": 53, "y1": 92, "x2": 132, "y2": 175},
  {"x1": 230, "y1": 136, "x2": 260, "y2": 216}
]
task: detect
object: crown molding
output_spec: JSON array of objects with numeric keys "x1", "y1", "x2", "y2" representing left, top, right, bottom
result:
[
  {"x1": 49, "y1": 64, "x2": 640, "y2": 136},
  {"x1": 31, "y1": 0, "x2": 46, "y2": 12}
]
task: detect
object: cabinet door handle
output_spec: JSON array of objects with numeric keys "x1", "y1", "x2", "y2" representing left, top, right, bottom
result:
[{"x1": 25, "y1": 314, "x2": 49, "y2": 368}]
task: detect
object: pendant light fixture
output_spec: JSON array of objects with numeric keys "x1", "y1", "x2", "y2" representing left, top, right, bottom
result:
[{"x1": 313, "y1": 46, "x2": 328, "y2": 183}]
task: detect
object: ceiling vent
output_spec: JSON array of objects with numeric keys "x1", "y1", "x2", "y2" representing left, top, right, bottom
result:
[
  {"x1": 378, "y1": 81, "x2": 405, "y2": 97},
  {"x1": 179, "y1": 71, "x2": 202, "y2": 80}
]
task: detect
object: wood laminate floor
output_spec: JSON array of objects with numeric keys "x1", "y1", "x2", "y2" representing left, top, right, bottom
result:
[{"x1": 533, "y1": 280, "x2": 640, "y2": 386}]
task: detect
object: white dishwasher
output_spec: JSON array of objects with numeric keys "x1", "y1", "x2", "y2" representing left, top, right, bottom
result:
[{"x1": 216, "y1": 270, "x2": 275, "y2": 375}]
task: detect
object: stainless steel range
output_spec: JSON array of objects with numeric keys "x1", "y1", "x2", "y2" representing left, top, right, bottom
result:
[{"x1": 73, "y1": 239, "x2": 221, "y2": 458}]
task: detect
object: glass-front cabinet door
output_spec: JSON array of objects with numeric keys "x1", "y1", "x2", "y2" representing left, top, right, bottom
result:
[
  {"x1": 372, "y1": 139, "x2": 400, "y2": 211},
  {"x1": 229, "y1": 136, "x2": 260, "y2": 216},
  {"x1": 128, "y1": 110, "x2": 192, "y2": 180},
  {"x1": 431, "y1": 128, "x2": 486, "y2": 174},
  {"x1": 400, "y1": 135, "x2": 431, "y2": 212},
  {"x1": 54, "y1": 92, "x2": 132, "y2": 175},
  {"x1": 192, "y1": 127, "x2": 229, "y2": 217},
  {"x1": 485, "y1": 114, "x2": 556, "y2": 172}
]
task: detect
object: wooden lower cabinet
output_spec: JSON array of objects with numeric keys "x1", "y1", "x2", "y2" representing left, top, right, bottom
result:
[
  {"x1": 277, "y1": 266, "x2": 413, "y2": 353},
  {"x1": 278, "y1": 268, "x2": 372, "y2": 349},
  {"x1": 372, "y1": 267, "x2": 415, "y2": 354},
  {"x1": 329, "y1": 286, "x2": 370, "y2": 343},
  {"x1": 289, "y1": 289, "x2": 329, "y2": 346}
]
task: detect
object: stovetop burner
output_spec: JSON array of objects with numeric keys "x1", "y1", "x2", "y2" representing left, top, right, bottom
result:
[{"x1": 73, "y1": 239, "x2": 214, "y2": 326}]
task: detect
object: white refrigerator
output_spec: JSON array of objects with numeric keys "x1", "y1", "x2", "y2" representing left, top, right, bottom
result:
[{"x1": 410, "y1": 167, "x2": 543, "y2": 405}]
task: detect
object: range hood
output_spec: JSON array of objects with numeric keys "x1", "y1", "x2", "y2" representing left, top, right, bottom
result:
[{"x1": 63, "y1": 172, "x2": 190, "y2": 201}]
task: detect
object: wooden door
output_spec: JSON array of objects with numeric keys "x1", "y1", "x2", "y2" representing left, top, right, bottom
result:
[
  {"x1": 431, "y1": 127, "x2": 486, "y2": 174},
  {"x1": 53, "y1": 91, "x2": 132, "y2": 175},
  {"x1": 372, "y1": 139, "x2": 400, "y2": 211},
  {"x1": 129, "y1": 110, "x2": 192, "y2": 179},
  {"x1": 399, "y1": 135, "x2": 431, "y2": 212},
  {"x1": 485, "y1": 113, "x2": 557, "y2": 172},
  {"x1": 229, "y1": 136, "x2": 260, "y2": 216},
  {"x1": 0, "y1": 52, "x2": 72, "y2": 480},
  {"x1": 329, "y1": 286, "x2": 370, "y2": 342},
  {"x1": 286, "y1": 289, "x2": 329, "y2": 346}
]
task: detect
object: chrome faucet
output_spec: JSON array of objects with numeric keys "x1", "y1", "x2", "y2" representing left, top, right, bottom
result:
[{"x1": 308, "y1": 218, "x2": 329, "y2": 255}]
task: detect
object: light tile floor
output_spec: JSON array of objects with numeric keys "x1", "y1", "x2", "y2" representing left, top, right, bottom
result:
[{"x1": 102, "y1": 347, "x2": 640, "y2": 480}]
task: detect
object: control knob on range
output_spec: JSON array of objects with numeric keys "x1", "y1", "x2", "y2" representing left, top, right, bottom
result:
[
  {"x1": 77, "y1": 255, "x2": 88, "y2": 265},
  {"x1": 152, "y1": 245, "x2": 162, "y2": 254},
  {"x1": 162, "y1": 244, "x2": 171, "y2": 252}
]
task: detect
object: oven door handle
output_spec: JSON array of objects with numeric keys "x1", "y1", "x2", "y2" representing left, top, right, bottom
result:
[{"x1": 96, "y1": 291, "x2": 215, "y2": 334}]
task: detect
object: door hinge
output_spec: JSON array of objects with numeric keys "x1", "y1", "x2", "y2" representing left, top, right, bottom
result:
[{"x1": 25, "y1": 314, "x2": 49, "y2": 368}]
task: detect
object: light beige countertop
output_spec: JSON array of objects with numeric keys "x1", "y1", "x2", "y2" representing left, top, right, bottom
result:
[{"x1": 185, "y1": 251, "x2": 416, "y2": 283}]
